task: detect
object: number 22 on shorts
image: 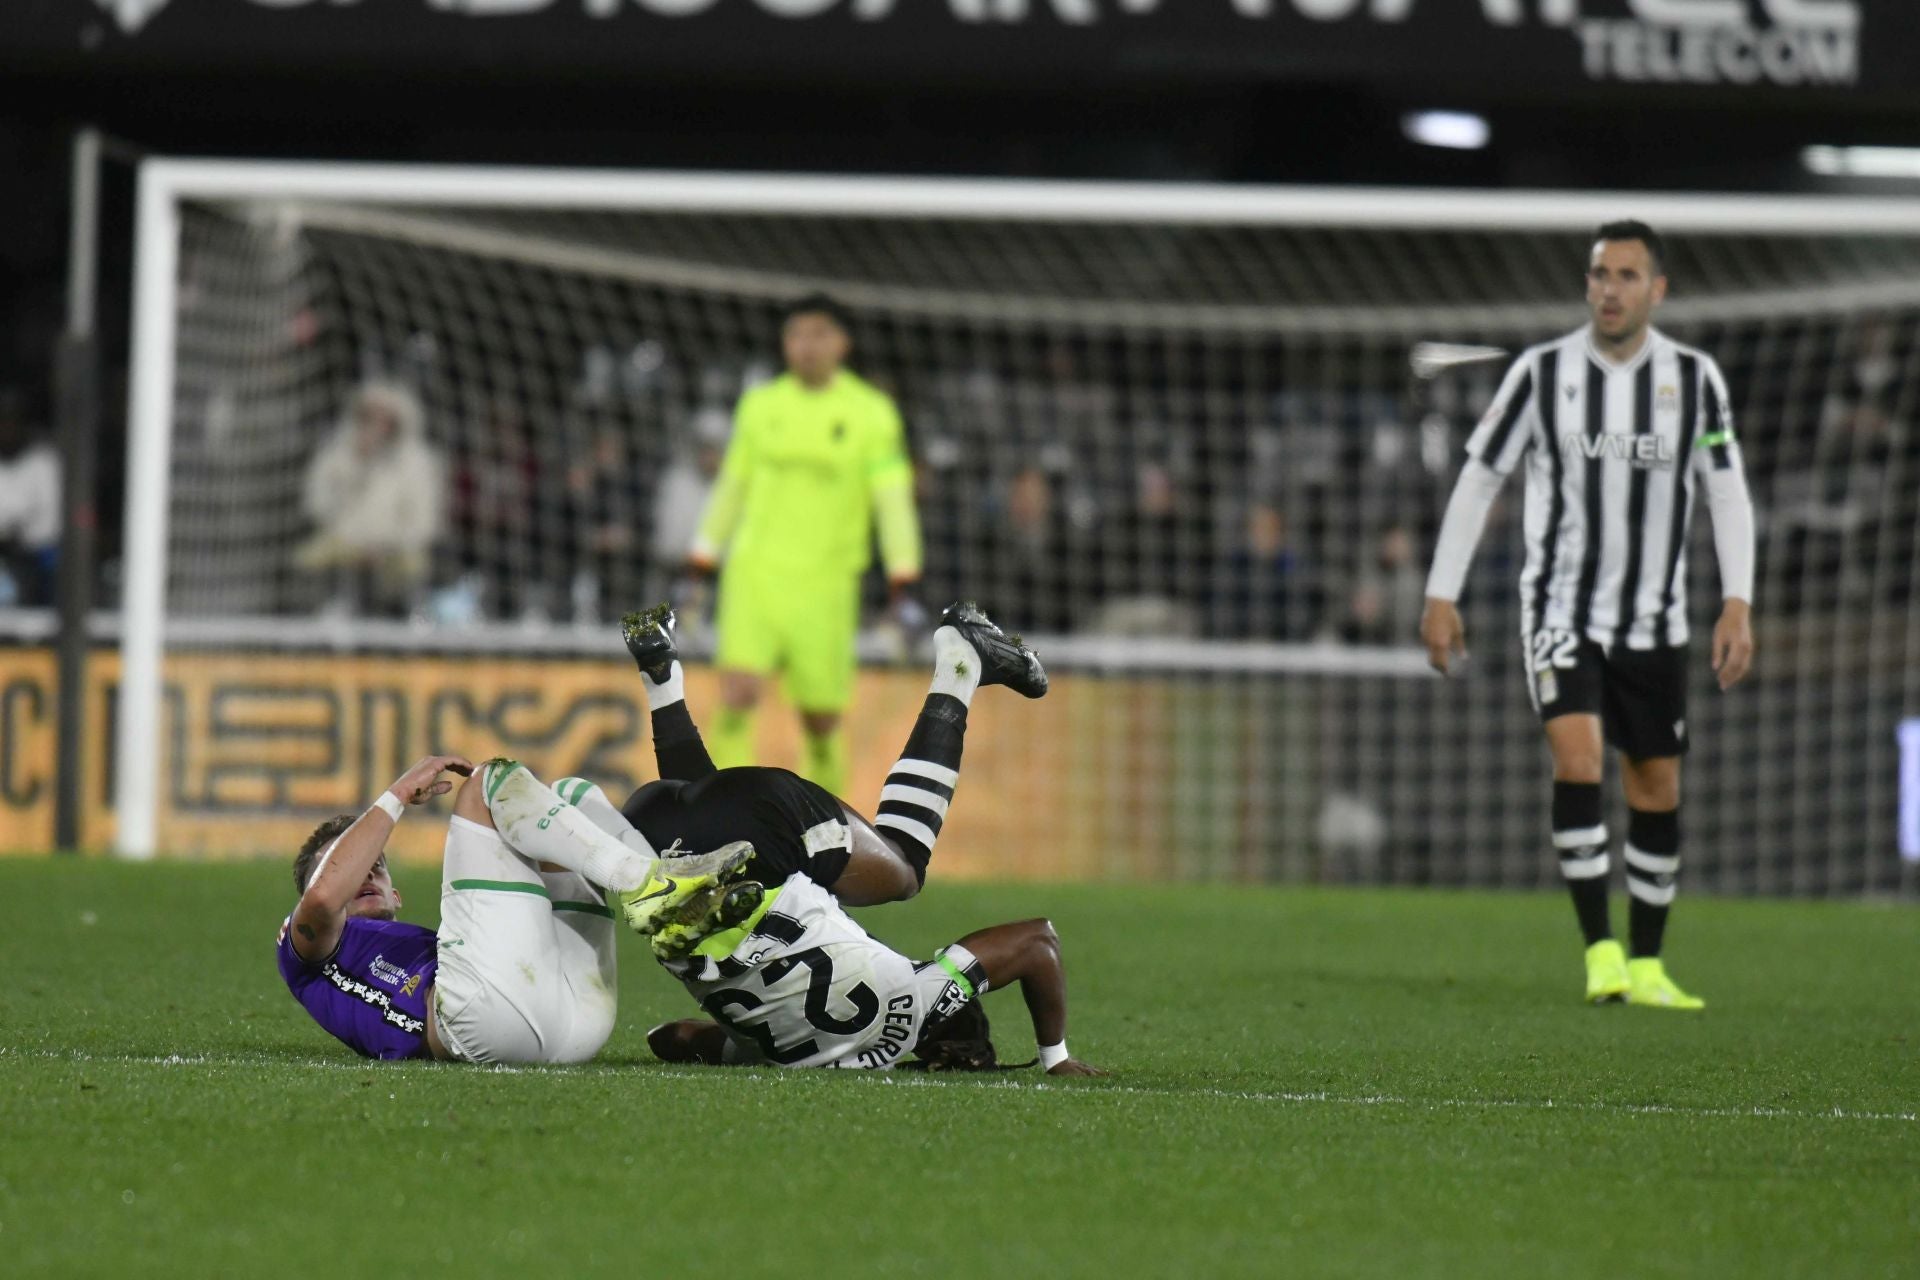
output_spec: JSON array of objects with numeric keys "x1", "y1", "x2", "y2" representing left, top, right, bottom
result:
[{"x1": 1530, "y1": 629, "x2": 1578, "y2": 706}]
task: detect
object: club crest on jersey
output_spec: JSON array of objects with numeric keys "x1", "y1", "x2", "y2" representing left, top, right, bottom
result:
[
  {"x1": 1561, "y1": 433, "x2": 1676, "y2": 469},
  {"x1": 931, "y1": 979, "x2": 970, "y2": 1022}
]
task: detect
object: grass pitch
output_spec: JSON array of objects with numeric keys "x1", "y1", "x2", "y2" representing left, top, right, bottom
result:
[{"x1": 1, "y1": 860, "x2": 1915, "y2": 1279}]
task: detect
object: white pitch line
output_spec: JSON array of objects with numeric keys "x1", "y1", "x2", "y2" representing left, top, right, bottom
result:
[
  {"x1": 871, "y1": 1075, "x2": 1919, "y2": 1125},
  {"x1": 6, "y1": 1048, "x2": 1912, "y2": 1125}
]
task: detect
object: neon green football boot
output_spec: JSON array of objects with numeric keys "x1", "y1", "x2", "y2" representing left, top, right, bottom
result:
[
  {"x1": 613, "y1": 840, "x2": 760, "y2": 949},
  {"x1": 1584, "y1": 939, "x2": 1630, "y2": 1004},
  {"x1": 1626, "y1": 957, "x2": 1705, "y2": 1010},
  {"x1": 645, "y1": 878, "x2": 767, "y2": 962}
]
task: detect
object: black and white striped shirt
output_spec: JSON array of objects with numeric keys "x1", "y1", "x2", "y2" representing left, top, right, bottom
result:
[{"x1": 1439, "y1": 325, "x2": 1751, "y2": 649}]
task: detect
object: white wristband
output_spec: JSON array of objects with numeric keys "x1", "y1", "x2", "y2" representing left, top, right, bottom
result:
[
  {"x1": 1038, "y1": 1041, "x2": 1070, "y2": 1071},
  {"x1": 372, "y1": 791, "x2": 406, "y2": 823}
]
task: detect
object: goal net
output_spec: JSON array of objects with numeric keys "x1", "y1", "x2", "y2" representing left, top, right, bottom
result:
[{"x1": 122, "y1": 164, "x2": 1920, "y2": 897}]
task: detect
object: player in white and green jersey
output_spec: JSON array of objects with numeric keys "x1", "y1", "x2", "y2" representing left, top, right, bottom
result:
[{"x1": 688, "y1": 294, "x2": 923, "y2": 797}]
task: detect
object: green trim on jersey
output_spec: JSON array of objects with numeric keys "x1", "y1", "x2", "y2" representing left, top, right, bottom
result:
[
  {"x1": 935, "y1": 952, "x2": 975, "y2": 999},
  {"x1": 1697, "y1": 430, "x2": 1735, "y2": 448}
]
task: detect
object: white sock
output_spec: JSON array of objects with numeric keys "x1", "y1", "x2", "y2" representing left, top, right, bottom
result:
[
  {"x1": 930, "y1": 626, "x2": 983, "y2": 706},
  {"x1": 641, "y1": 659, "x2": 687, "y2": 711},
  {"x1": 550, "y1": 775, "x2": 657, "y2": 857},
  {"x1": 486, "y1": 765, "x2": 655, "y2": 893}
]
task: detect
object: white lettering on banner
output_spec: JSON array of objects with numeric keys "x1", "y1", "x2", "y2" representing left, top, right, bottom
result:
[
  {"x1": 91, "y1": 0, "x2": 1871, "y2": 93},
  {"x1": 93, "y1": 0, "x2": 174, "y2": 34},
  {"x1": 1578, "y1": 14, "x2": 1857, "y2": 84},
  {"x1": 426, "y1": 0, "x2": 554, "y2": 13},
  {"x1": 1632, "y1": 0, "x2": 1747, "y2": 25}
]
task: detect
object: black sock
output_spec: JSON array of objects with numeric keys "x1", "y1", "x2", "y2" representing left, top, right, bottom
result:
[
  {"x1": 649, "y1": 701, "x2": 717, "y2": 782},
  {"x1": 1553, "y1": 780, "x2": 1613, "y2": 946},
  {"x1": 1626, "y1": 807, "x2": 1681, "y2": 958},
  {"x1": 873, "y1": 694, "x2": 967, "y2": 888}
]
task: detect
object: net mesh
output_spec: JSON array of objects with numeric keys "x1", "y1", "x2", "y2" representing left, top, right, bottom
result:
[{"x1": 160, "y1": 192, "x2": 1920, "y2": 894}]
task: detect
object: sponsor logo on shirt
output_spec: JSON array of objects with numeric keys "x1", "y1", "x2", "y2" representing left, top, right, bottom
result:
[
  {"x1": 323, "y1": 964, "x2": 425, "y2": 1036},
  {"x1": 368, "y1": 954, "x2": 413, "y2": 989},
  {"x1": 1561, "y1": 433, "x2": 1676, "y2": 469}
]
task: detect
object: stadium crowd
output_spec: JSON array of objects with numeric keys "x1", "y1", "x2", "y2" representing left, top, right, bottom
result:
[{"x1": 0, "y1": 308, "x2": 1913, "y2": 638}]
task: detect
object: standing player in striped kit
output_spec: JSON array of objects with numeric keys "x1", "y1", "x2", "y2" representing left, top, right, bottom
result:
[{"x1": 1420, "y1": 221, "x2": 1755, "y2": 1009}]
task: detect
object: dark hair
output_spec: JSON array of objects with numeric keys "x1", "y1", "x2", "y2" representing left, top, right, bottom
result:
[
  {"x1": 1595, "y1": 220, "x2": 1666, "y2": 274},
  {"x1": 901, "y1": 999, "x2": 1034, "y2": 1073},
  {"x1": 293, "y1": 814, "x2": 357, "y2": 892},
  {"x1": 781, "y1": 292, "x2": 852, "y2": 332}
]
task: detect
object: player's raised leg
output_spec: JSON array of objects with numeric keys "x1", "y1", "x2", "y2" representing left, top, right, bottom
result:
[
  {"x1": 1620, "y1": 754, "x2": 1702, "y2": 1009},
  {"x1": 477, "y1": 757, "x2": 756, "y2": 941},
  {"x1": 837, "y1": 601, "x2": 1048, "y2": 906},
  {"x1": 433, "y1": 773, "x2": 616, "y2": 1064},
  {"x1": 707, "y1": 562, "x2": 780, "y2": 771},
  {"x1": 784, "y1": 571, "x2": 862, "y2": 797},
  {"x1": 1545, "y1": 712, "x2": 1628, "y2": 1004}
]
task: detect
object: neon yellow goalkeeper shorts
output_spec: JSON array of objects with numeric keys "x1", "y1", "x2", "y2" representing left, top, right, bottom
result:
[{"x1": 713, "y1": 562, "x2": 860, "y2": 713}]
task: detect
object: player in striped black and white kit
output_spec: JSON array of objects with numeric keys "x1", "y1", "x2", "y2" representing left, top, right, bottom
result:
[{"x1": 1420, "y1": 221, "x2": 1755, "y2": 1010}]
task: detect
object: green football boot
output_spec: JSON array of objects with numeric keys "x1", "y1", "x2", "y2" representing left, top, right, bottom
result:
[
  {"x1": 613, "y1": 839, "x2": 759, "y2": 948},
  {"x1": 645, "y1": 877, "x2": 768, "y2": 962},
  {"x1": 1584, "y1": 939, "x2": 1630, "y2": 1004},
  {"x1": 1626, "y1": 957, "x2": 1705, "y2": 1010}
]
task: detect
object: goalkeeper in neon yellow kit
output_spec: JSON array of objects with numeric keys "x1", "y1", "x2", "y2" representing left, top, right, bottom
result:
[{"x1": 686, "y1": 294, "x2": 923, "y2": 796}]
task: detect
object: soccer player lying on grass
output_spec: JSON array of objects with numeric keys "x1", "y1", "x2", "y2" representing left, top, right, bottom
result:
[
  {"x1": 618, "y1": 603, "x2": 1103, "y2": 1076},
  {"x1": 277, "y1": 753, "x2": 758, "y2": 1064}
]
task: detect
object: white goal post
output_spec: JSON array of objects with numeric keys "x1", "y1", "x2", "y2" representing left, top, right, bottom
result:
[{"x1": 120, "y1": 159, "x2": 1920, "y2": 893}]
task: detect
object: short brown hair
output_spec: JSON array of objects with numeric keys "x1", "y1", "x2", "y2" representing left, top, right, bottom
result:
[
  {"x1": 293, "y1": 815, "x2": 356, "y2": 893},
  {"x1": 1595, "y1": 220, "x2": 1666, "y2": 274}
]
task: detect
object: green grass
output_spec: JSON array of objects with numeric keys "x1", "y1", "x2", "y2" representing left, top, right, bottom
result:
[{"x1": 1, "y1": 860, "x2": 1915, "y2": 1279}]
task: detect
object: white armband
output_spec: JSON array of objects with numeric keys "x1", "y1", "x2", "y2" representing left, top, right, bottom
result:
[
  {"x1": 1038, "y1": 1041, "x2": 1070, "y2": 1071},
  {"x1": 372, "y1": 791, "x2": 406, "y2": 823}
]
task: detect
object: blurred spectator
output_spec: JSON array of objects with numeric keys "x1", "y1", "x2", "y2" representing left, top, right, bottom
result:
[
  {"x1": 1339, "y1": 522, "x2": 1426, "y2": 645},
  {"x1": 0, "y1": 389, "x2": 59, "y2": 608},
  {"x1": 1772, "y1": 316, "x2": 1914, "y2": 611},
  {"x1": 1211, "y1": 503, "x2": 1315, "y2": 640},
  {"x1": 981, "y1": 465, "x2": 1081, "y2": 633},
  {"x1": 649, "y1": 406, "x2": 728, "y2": 608},
  {"x1": 559, "y1": 422, "x2": 644, "y2": 622},
  {"x1": 295, "y1": 380, "x2": 445, "y2": 617},
  {"x1": 450, "y1": 398, "x2": 540, "y2": 619}
]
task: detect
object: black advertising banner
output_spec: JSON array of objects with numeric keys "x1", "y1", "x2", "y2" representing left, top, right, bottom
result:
[{"x1": 9, "y1": 1, "x2": 1919, "y2": 98}]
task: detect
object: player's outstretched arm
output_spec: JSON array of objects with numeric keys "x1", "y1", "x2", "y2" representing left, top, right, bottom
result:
[
  {"x1": 1421, "y1": 460, "x2": 1509, "y2": 675},
  {"x1": 288, "y1": 755, "x2": 472, "y2": 964},
  {"x1": 646, "y1": 1019, "x2": 730, "y2": 1066},
  {"x1": 954, "y1": 919, "x2": 1105, "y2": 1077}
]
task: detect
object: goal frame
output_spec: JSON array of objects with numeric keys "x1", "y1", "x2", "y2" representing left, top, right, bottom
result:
[{"x1": 119, "y1": 157, "x2": 1920, "y2": 857}]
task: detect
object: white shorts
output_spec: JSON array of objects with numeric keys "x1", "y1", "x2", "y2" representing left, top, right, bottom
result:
[{"x1": 431, "y1": 815, "x2": 619, "y2": 1066}]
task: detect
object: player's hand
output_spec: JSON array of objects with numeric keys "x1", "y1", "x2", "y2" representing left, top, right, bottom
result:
[
  {"x1": 1046, "y1": 1059, "x2": 1108, "y2": 1078},
  {"x1": 1711, "y1": 599, "x2": 1753, "y2": 691},
  {"x1": 888, "y1": 580, "x2": 929, "y2": 635},
  {"x1": 1420, "y1": 598, "x2": 1468, "y2": 676},
  {"x1": 388, "y1": 755, "x2": 475, "y2": 807}
]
